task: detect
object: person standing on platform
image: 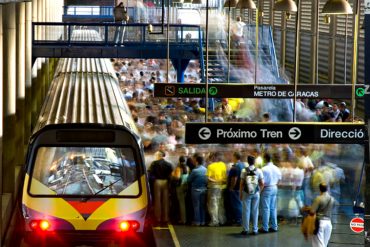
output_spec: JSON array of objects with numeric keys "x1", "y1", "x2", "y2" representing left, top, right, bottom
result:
[
  {"x1": 310, "y1": 183, "x2": 335, "y2": 247},
  {"x1": 206, "y1": 152, "x2": 227, "y2": 226},
  {"x1": 172, "y1": 156, "x2": 189, "y2": 224},
  {"x1": 259, "y1": 153, "x2": 282, "y2": 233},
  {"x1": 113, "y1": 2, "x2": 129, "y2": 45},
  {"x1": 187, "y1": 155, "x2": 208, "y2": 226},
  {"x1": 148, "y1": 150, "x2": 173, "y2": 225},
  {"x1": 240, "y1": 156, "x2": 264, "y2": 235},
  {"x1": 227, "y1": 152, "x2": 245, "y2": 225}
]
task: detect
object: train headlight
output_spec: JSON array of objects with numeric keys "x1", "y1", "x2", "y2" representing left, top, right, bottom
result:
[
  {"x1": 119, "y1": 221, "x2": 130, "y2": 231},
  {"x1": 29, "y1": 220, "x2": 51, "y2": 231},
  {"x1": 40, "y1": 220, "x2": 50, "y2": 231},
  {"x1": 130, "y1": 221, "x2": 140, "y2": 231},
  {"x1": 119, "y1": 220, "x2": 140, "y2": 232}
]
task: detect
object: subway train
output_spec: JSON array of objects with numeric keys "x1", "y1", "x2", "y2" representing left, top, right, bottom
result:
[{"x1": 21, "y1": 55, "x2": 151, "y2": 245}]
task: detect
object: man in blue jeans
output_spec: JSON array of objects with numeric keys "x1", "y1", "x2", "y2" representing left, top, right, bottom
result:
[
  {"x1": 239, "y1": 156, "x2": 264, "y2": 235},
  {"x1": 227, "y1": 152, "x2": 245, "y2": 225},
  {"x1": 259, "y1": 153, "x2": 282, "y2": 233},
  {"x1": 187, "y1": 155, "x2": 208, "y2": 226}
]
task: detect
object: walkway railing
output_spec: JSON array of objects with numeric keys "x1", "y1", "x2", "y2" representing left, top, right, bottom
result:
[{"x1": 32, "y1": 22, "x2": 203, "y2": 47}]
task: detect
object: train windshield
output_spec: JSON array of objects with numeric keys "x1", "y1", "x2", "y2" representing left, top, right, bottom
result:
[{"x1": 29, "y1": 147, "x2": 139, "y2": 197}]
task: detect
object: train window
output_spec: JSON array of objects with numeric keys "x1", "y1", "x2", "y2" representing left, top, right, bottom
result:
[{"x1": 29, "y1": 147, "x2": 139, "y2": 197}]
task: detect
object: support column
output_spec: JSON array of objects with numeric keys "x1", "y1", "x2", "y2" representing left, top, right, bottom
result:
[
  {"x1": 31, "y1": 0, "x2": 38, "y2": 127},
  {"x1": 171, "y1": 59, "x2": 190, "y2": 83},
  {"x1": 16, "y1": 2, "x2": 26, "y2": 162},
  {"x1": 0, "y1": 5, "x2": 3, "y2": 246},
  {"x1": 310, "y1": 0, "x2": 318, "y2": 84},
  {"x1": 328, "y1": 16, "x2": 337, "y2": 84},
  {"x1": 2, "y1": 3, "x2": 17, "y2": 194},
  {"x1": 280, "y1": 13, "x2": 286, "y2": 69},
  {"x1": 25, "y1": 2, "x2": 32, "y2": 142}
]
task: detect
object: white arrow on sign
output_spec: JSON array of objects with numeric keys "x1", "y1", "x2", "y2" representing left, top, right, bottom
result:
[
  {"x1": 198, "y1": 127, "x2": 211, "y2": 140},
  {"x1": 288, "y1": 127, "x2": 301, "y2": 140}
]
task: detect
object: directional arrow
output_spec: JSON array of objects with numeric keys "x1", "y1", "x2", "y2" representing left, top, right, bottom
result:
[
  {"x1": 198, "y1": 127, "x2": 211, "y2": 140},
  {"x1": 288, "y1": 127, "x2": 301, "y2": 140}
]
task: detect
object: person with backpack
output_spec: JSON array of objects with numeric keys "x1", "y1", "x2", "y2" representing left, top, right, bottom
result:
[{"x1": 239, "y1": 155, "x2": 264, "y2": 235}]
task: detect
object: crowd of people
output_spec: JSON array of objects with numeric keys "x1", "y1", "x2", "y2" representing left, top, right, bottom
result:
[{"x1": 111, "y1": 57, "x2": 361, "y2": 247}]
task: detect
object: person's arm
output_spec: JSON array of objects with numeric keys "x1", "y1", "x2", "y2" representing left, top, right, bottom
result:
[
  {"x1": 229, "y1": 176, "x2": 237, "y2": 190},
  {"x1": 239, "y1": 179, "x2": 244, "y2": 200},
  {"x1": 310, "y1": 197, "x2": 320, "y2": 215}
]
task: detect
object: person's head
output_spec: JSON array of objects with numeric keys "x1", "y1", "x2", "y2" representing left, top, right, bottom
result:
[
  {"x1": 339, "y1": 102, "x2": 346, "y2": 111},
  {"x1": 247, "y1": 155, "x2": 255, "y2": 166},
  {"x1": 236, "y1": 16, "x2": 242, "y2": 22},
  {"x1": 333, "y1": 103, "x2": 338, "y2": 112},
  {"x1": 319, "y1": 183, "x2": 328, "y2": 193},
  {"x1": 221, "y1": 98, "x2": 228, "y2": 105},
  {"x1": 155, "y1": 150, "x2": 166, "y2": 160},
  {"x1": 233, "y1": 152, "x2": 242, "y2": 163},
  {"x1": 262, "y1": 112, "x2": 270, "y2": 122},
  {"x1": 263, "y1": 153, "x2": 271, "y2": 163},
  {"x1": 195, "y1": 155, "x2": 204, "y2": 166},
  {"x1": 179, "y1": 156, "x2": 186, "y2": 165},
  {"x1": 213, "y1": 152, "x2": 223, "y2": 162}
]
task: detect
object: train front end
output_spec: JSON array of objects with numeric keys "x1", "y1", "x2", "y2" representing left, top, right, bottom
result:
[{"x1": 21, "y1": 125, "x2": 150, "y2": 244}]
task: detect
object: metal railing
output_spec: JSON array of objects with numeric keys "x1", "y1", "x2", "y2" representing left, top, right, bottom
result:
[
  {"x1": 63, "y1": 6, "x2": 114, "y2": 17},
  {"x1": 32, "y1": 22, "x2": 203, "y2": 47}
]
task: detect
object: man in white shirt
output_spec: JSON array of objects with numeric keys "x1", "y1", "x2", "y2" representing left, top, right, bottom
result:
[
  {"x1": 232, "y1": 16, "x2": 246, "y2": 47},
  {"x1": 259, "y1": 153, "x2": 282, "y2": 233}
]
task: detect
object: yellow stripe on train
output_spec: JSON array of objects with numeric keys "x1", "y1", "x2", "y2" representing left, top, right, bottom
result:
[{"x1": 22, "y1": 174, "x2": 148, "y2": 230}]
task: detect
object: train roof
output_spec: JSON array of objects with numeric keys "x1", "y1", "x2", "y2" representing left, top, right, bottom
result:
[{"x1": 33, "y1": 57, "x2": 138, "y2": 136}]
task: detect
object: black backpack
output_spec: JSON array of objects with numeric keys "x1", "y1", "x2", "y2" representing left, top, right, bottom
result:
[{"x1": 243, "y1": 167, "x2": 259, "y2": 194}]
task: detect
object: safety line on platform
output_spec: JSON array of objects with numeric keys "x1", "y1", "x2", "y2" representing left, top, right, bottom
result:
[{"x1": 168, "y1": 224, "x2": 181, "y2": 247}]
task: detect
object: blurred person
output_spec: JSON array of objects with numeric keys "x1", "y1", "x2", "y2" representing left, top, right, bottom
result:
[
  {"x1": 221, "y1": 98, "x2": 233, "y2": 115},
  {"x1": 226, "y1": 152, "x2": 245, "y2": 225},
  {"x1": 297, "y1": 146, "x2": 315, "y2": 206},
  {"x1": 332, "y1": 104, "x2": 341, "y2": 120},
  {"x1": 206, "y1": 152, "x2": 227, "y2": 226},
  {"x1": 262, "y1": 112, "x2": 271, "y2": 122},
  {"x1": 240, "y1": 156, "x2": 264, "y2": 235},
  {"x1": 187, "y1": 155, "x2": 208, "y2": 226},
  {"x1": 148, "y1": 151, "x2": 174, "y2": 225},
  {"x1": 310, "y1": 183, "x2": 335, "y2": 247},
  {"x1": 172, "y1": 156, "x2": 189, "y2": 224},
  {"x1": 338, "y1": 102, "x2": 350, "y2": 122},
  {"x1": 259, "y1": 153, "x2": 282, "y2": 233},
  {"x1": 113, "y1": 2, "x2": 129, "y2": 45},
  {"x1": 231, "y1": 16, "x2": 246, "y2": 47}
]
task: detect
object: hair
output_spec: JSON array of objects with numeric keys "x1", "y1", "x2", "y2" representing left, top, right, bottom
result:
[
  {"x1": 233, "y1": 152, "x2": 242, "y2": 161},
  {"x1": 263, "y1": 153, "x2": 271, "y2": 162},
  {"x1": 157, "y1": 150, "x2": 166, "y2": 158},
  {"x1": 262, "y1": 112, "x2": 270, "y2": 119},
  {"x1": 213, "y1": 152, "x2": 223, "y2": 161},
  {"x1": 236, "y1": 16, "x2": 242, "y2": 22},
  {"x1": 179, "y1": 156, "x2": 186, "y2": 164},
  {"x1": 319, "y1": 183, "x2": 328, "y2": 193},
  {"x1": 247, "y1": 155, "x2": 255, "y2": 165},
  {"x1": 195, "y1": 156, "x2": 204, "y2": 165}
]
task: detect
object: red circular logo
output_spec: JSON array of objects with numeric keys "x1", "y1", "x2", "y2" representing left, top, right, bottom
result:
[{"x1": 350, "y1": 217, "x2": 364, "y2": 233}]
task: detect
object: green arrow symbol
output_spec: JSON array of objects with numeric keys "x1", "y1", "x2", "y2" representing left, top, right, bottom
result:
[
  {"x1": 209, "y1": 86, "x2": 218, "y2": 96},
  {"x1": 356, "y1": 88, "x2": 365, "y2": 97}
]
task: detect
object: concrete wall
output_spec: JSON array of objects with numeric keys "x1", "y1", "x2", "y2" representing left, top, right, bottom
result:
[{"x1": 0, "y1": 0, "x2": 63, "y2": 245}]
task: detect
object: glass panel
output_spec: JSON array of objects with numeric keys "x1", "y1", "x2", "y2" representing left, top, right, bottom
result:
[{"x1": 30, "y1": 147, "x2": 139, "y2": 197}]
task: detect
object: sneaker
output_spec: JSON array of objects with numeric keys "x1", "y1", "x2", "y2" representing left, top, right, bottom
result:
[
  {"x1": 258, "y1": 228, "x2": 269, "y2": 233},
  {"x1": 268, "y1": 228, "x2": 278, "y2": 232},
  {"x1": 251, "y1": 232, "x2": 258, "y2": 236},
  {"x1": 240, "y1": 230, "x2": 248, "y2": 236}
]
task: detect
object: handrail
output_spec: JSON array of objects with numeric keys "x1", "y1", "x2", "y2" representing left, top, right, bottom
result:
[
  {"x1": 32, "y1": 22, "x2": 200, "y2": 28},
  {"x1": 32, "y1": 22, "x2": 202, "y2": 47}
]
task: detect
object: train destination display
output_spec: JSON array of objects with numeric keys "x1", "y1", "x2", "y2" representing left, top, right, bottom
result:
[{"x1": 185, "y1": 123, "x2": 368, "y2": 144}]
